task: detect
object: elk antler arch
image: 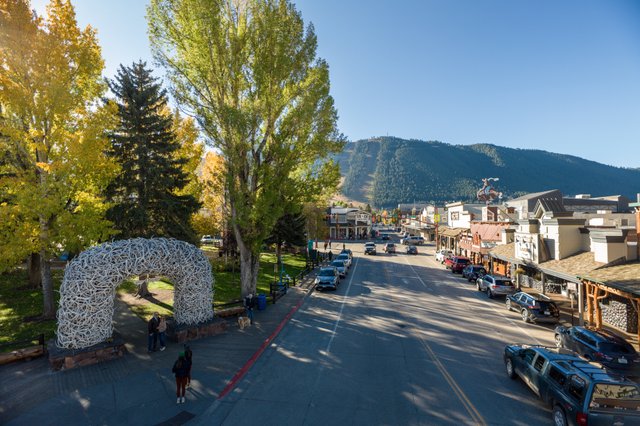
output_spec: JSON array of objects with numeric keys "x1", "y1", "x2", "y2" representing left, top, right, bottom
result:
[{"x1": 56, "y1": 238, "x2": 214, "y2": 349}]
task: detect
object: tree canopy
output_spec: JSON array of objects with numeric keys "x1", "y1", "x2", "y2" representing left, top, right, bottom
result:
[
  {"x1": 0, "y1": 0, "x2": 117, "y2": 317},
  {"x1": 148, "y1": 0, "x2": 344, "y2": 296},
  {"x1": 105, "y1": 61, "x2": 201, "y2": 242}
]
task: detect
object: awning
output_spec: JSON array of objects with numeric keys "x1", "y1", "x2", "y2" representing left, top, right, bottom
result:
[
  {"x1": 489, "y1": 242, "x2": 516, "y2": 263},
  {"x1": 439, "y1": 228, "x2": 465, "y2": 238},
  {"x1": 538, "y1": 251, "x2": 604, "y2": 283},
  {"x1": 579, "y1": 262, "x2": 640, "y2": 298}
]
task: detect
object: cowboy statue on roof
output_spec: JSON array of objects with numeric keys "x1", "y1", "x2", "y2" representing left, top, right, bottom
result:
[{"x1": 477, "y1": 177, "x2": 502, "y2": 204}]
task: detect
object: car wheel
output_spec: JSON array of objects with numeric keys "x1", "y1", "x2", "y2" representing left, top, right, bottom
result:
[
  {"x1": 506, "y1": 299, "x2": 512, "y2": 311},
  {"x1": 505, "y1": 358, "x2": 516, "y2": 379},
  {"x1": 521, "y1": 309, "x2": 530, "y2": 323},
  {"x1": 486, "y1": 288, "x2": 493, "y2": 299},
  {"x1": 552, "y1": 405, "x2": 568, "y2": 426},
  {"x1": 554, "y1": 334, "x2": 562, "y2": 348}
]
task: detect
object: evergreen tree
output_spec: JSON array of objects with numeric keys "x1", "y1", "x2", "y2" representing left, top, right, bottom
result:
[{"x1": 106, "y1": 61, "x2": 200, "y2": 242}]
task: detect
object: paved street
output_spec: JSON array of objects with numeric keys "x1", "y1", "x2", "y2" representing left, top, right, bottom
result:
[
  {"x1": 200, "y1": 240, "x2": 558, "y2": 425},
  {"x1": 1, "y1": 237, "x2": 575, "y2": 425}
]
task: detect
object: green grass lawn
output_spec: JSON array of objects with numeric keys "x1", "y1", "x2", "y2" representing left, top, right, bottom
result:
[
  {"x1": 0, "y1": 251, "x2": 308, "y2": 352},
  {"x1": 0, "y1": 269, "x2": 61, "y2": 352}
]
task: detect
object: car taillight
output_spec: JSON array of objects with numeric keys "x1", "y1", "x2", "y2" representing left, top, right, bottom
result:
[
  {"x1": 575, "y1": 412, "x2": 588, "y2": 426},
  {"x1": 594, "y1": 351, "x2": 613, "y2": 361},
  {"x1": 526, "y1": 305, "x2": 535, "y2": 309}
]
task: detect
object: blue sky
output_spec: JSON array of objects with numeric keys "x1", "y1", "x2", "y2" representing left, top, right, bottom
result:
[{"x1": 31, "y1": 0, "x2": 640, "y2": 168}]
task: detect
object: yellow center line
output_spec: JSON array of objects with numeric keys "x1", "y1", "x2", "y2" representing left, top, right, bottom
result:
[{"x1": 419, "y1": 333, "x2": 487, "y2": 426}]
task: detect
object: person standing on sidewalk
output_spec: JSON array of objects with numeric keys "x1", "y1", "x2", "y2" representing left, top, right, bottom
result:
[
  {"x1": 157, "y1": 315, "x2": 167, "y2": 351},
  {"x1": 172, "y1": 352, "x2": 191, "y2": 404},
  {"x1": 244, "y1": 293, "x2": 255, "y2": 325},
  {"x1": 184, "y1": 344, "x2": 193, "y2": 388},
  {"x1": 147, "y1": 312, "x2": 159, "y2": 353}
]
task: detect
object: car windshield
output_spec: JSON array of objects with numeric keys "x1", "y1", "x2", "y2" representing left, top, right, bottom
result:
[
  {"x1": 598, "y1": 342, "x2": 635, "y2": 354},
  {"x1": 337, "y1": 255, "x2": 348, "y2": 260},
  {"x1": 473, "y1": 267, "x2": 485, "y2": 272},
  {"x1": 319, "y1": 269, "x2": 335, "y2": 277},
  {"x1": 589, "y1": 383, "x2": 640, "y2": 411},
  {"x1": 495, "y1": 279, "x2": 513, "y2": 286},
  {"x1": 331, "y1": 261, "x2": 344, "y2": 268},
  {"x1": 457, "y1": 259, "x2": 469, "y2": 264}
]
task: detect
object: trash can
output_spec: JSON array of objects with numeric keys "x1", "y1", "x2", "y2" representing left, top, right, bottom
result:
[{"x1": 257, "y1": 293, "x2": 267, "y2": 310}]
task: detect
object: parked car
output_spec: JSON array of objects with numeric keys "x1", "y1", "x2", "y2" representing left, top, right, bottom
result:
[
  {"x1": 384, "y1": 243, "x2": 396, "y2": 254},
  {"x1": 506, "y1": 292, "x2": 560, "y2": 323},
  {"x1": 340, "y1": 248, "x2": 353, "y2": 259},
  {"x1": 380, "y1": 233, "x2": 390, "y2": 240},
  {"x1": 200, "y1": 235, "x2": 214, "y2": 244},
  {"x1": 401, "y1": 236, "x2": 424, "y2": 245},
  {"x1": 405, "y1": 245, "x2": 418, "y2": 255},
  {"x1": 435, "y1": 249, "x2": 453, "y2": 263},
  {"x1": 315, "y1": 267, "x2": 339, "y2": 291},
  {"x1": 449, "y1": 256, "x2": 470, "y2": 273},
  {"x1": 335, "y1": 253, "x2": 351, "y2": 268},
  {"x1": 461, "y1": 265, "x2": 486, "y2": 282},
  {"x1": 364, "y1": 242, "x2": 377, "y2": 255},
  {"x1": 330, "y1": 260, "x2": 347, "y2": 278},
  {"x1": 476, "y1": 274, "x2": 515, "y2": 298},
  {"x1": 554, "y1": 325, "x2": 640, "y2": 375},
  {"x1": 503, "y1": 344, "x2": 640, "y2": 426}
]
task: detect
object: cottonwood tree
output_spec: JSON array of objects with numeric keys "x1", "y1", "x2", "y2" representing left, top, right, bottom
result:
[
  {"x1": 105, "y1": 62, "x2": 201, "y2": 242},
  {"x1": 148, "y1": 0, "x2": 344, "y2": 297},
  {"x1": 0, "y1": 0, "x2": 117, "y2": 318}
]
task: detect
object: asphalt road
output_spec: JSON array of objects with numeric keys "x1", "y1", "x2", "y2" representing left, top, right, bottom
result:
[{"x1": 201, "y1": 239, "x2": 560, "y2": 425}]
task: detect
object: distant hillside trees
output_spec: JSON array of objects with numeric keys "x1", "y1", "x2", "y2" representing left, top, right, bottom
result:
[{"x1": 340, "y1": 137, "x2": 640, "y2": 208}]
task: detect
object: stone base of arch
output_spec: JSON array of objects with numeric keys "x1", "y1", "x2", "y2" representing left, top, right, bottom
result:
[
  {"x1": 168, "y1": 317, "x2": 228, "y2": 343},
  {"x1": 48, "y1": 334, "x2": 128, "y2": 371},
  {"x1": 48, "y1": 318, "x2": 229, "y2": 371}
]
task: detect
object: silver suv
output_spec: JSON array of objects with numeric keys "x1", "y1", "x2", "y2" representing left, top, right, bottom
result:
[{"x1": 477, "y1": 274, "x2": 516, "y2": 298}]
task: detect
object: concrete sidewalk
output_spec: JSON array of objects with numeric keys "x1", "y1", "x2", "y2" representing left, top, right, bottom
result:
[{"x1": 0, "y1": 276, "x2": 316, "y2": 426}]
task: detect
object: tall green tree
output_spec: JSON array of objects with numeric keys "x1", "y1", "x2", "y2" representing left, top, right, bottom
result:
[
  {"x1": 148, "y1": 0, "x2": 344, "y2": 297},
  {"x1": 105, "y1": 62, "x2": 201, "y2": 242},
  {"x1": 0, "y1": 0, "x2": 117, "y2": 318}
]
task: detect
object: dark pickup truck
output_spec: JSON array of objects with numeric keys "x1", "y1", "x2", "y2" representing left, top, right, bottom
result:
[{"x1": 503, "y1": 344, "x2": 640, "y2": 426}]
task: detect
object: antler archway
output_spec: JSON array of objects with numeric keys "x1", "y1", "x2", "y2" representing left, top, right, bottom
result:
[{"x1": 56, "y1": 238, "x2": 214, "y2": 349}]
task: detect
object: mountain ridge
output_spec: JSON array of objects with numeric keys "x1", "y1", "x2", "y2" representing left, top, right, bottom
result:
[{"x1": 337, "y1": 137, "x2": 640, "y2": 208}]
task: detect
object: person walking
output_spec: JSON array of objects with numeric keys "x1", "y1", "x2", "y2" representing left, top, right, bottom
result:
[
  {"x1": 157, "y1": 315, "x2": 167, "y2": 351},
  {"x1": 184, "y1": 344, "x2": 193, "y2": 388},
  {"x1": 172, "y1": 352, "x2": 191, "y2": 404},
  {"x1": 147, "y1": 312, "x2": 159, "y2": 353},
  {"x1": 244, "y1": 293, "x2": 255, "y2": 325}
]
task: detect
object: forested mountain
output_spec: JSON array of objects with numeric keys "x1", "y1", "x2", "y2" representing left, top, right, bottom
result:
[{"x1": 337, "y1": 137, "x2": 640, "y2": 208}]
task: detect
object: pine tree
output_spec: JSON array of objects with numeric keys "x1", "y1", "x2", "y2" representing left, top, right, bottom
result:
[{"x1": 106, "y1": 61, "x2": 200, "y2": 242}]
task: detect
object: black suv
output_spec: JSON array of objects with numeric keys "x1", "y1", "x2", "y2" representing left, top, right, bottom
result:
[
  {"x1": 504, "y1": 344, "x2": 640, "y2": 426},
  {"x1": 506, "y1": 292, "x2": 560, "y2": 324},
  {"x1": 554, "y1": 326, "x2": 640, "y2": 376},
  {"x1": 461, "y1": 264, "x2": 486, "y2": 282}
]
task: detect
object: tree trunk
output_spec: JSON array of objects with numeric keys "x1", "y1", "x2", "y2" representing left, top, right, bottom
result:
[
  {"x1": 39, "y1": 249, "x2": 55, "y2": 319},
  {"x1": 136, "y1": 279, "x2": 151, "y2": 298},
  {"x1": 28, "y1": 253, "x2": 42, "y2": 289},
  {"x1": 238, "y1": 243, "x2": 260, "y2": 298},
  {"x1": 275, "y1": 243, "x2": 282, "y2": 282}
]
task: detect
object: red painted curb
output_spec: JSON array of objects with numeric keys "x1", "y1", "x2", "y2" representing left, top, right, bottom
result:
[{"x1": 217, "y1": 296, "x2": 305, "y2": 399}]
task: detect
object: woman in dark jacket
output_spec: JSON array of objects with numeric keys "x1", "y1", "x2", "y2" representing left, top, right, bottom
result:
[{"x1": 172, "y1": 352, "x2": 191, "y2": 404}]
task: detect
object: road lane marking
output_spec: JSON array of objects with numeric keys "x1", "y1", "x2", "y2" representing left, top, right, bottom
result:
[
  {"x1": 418, "y1": 335, "x2": 487, "y2": 426},
  {"x1": 325, "y1": 256, "x2": 358, "y2": 354}
]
